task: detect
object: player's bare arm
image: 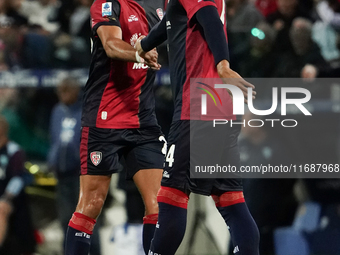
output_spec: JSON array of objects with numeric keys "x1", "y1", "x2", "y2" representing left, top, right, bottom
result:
[
  {"x1": 217, "y1": 60, "x2": 256, "y2": 104},
  {"x1": 195, "y1": 6, "x2": 256, "y2": 103},
  {"x1": 97, "y1": 25, "x2": 161, "y2": 70}
]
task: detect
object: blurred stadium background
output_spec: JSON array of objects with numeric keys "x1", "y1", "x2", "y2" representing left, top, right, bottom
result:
[{"x1": 1, "y1": 0, "x2": 340, "y2": 254}]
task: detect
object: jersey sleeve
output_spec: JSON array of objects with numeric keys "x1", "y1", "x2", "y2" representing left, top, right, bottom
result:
[
  {"x1": 178, "y1": 0, "x2": 217, "y2": 20},
  {"x1": 91, "y1": 0, "x2": 121, "y2": 34}
]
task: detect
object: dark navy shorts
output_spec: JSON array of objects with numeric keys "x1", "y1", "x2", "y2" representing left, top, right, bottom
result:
[
  {"x1": 161, "y1": 120, "x2": 243, "y2": 196},
  {"x1": 80, "y1": 126, "x2": 166, "y2": 179}
]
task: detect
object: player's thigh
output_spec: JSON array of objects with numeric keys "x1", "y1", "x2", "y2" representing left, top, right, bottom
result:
[
  {"x1": 80, "y1": 127, "x2": 126, "y2": 175},
  {"x1": 128, "y1": 137, "x2": 164, "y2": 200},
  {"x1": 213, "y1": 124, "x2": 243, "y2": 193},
  {"x1": 124, "y1": 126, "x2": 165, "y2": 174},
  {"x1": 78, "y1": 127, "x2": 126, "y2": 217},
  {"x1": 161, "y1": 120, "x2": 191, "y2": 193},
  {"x1": 190, "y1": 121, "x2": 242, "y2": 195}
]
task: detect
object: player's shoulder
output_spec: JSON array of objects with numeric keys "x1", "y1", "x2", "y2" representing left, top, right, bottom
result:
[{"x1": 91, "y1": 0, "x2": 121, "y2": 18}]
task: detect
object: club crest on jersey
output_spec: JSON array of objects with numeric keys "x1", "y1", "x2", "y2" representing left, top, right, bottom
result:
[
  {"x1": 130, "y1": 33, "x2": 141, "y2": 47},
  {"x1": 90, "y1": 151, "x2": 102, "y2": 166},
  {"x1": 156, "y1": 8, "x2": 164, "y2": 20},
  {"x1": 102, "y1": 2, "x2": 112, "y2": 17}
]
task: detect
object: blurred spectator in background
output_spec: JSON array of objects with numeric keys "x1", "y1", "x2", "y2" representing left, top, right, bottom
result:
[
  {"x1": 55, "y1": 0, "x2": 76, "y2": 34},
  {"x1": 0, "y1": 15, "x2": 25, "y2": 69},
  {"x1": 17, "y1": 0, "x2": 59, "y2": 34},
  {"x1": 0, "y1": 0, "x2": 54, "y2": 69},
  {"x1": 0, "y1": 115, "x2": 36, "y2": 255},
  {"x1": 240, "y1": 112, "x2": 297, "y2": 255},
  {"x1": 227, "y1": 0, "x2": 264, "y2": 31},
  {"x1": 255, "y1": 0, "x2": 277, "y2": 17},
  {"x1": 0, "y1": 41, "x2": 8, "y2": 71},
  {"x1": 227, "y1": 0, "x2": 264, "y2": 71},
  {"x1": 267, "y1": 0, "x2": 312, "y2": 53},
  {"x1": 0, "y1": 0, "x2": 28, "y2": 27},
  {"x1": 16, "y1": 0, "x2": 57, "y2": 68},
  {"x1": 317, "y1": 0, "x2": 340, "y2": 31},
  {"x1": 313, "y1": 0, "x2": 340, "y2": 63},
  {"x1": 53, "y1": 0, "x2": 92, "y2": 67},
  {"x1": 301, "y1": 63, "x2": 340, "y2": 79},
  {"x1": 275, "y1": 17, "x2": 328, "y2": 77},
  {"x1": 0, "y1": 87, "x2": 51, "y2": 159},
  {"x1": 238, "y1": 21, "x2": 279, "y2": 78},
  {"x1": 48, "y1": 77, "x2": 101, "y2": 254}
]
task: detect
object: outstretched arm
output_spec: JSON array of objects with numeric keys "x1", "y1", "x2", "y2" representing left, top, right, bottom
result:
[
  {"x1": 195, "y1": 6, "x2": 255, "y2": 103},
  {"x1": 135, "y1": 15, "x2": 167, "y2": 57},
  {"x1": 97, "y1": 25, "x2": 160, "y2": 70}
]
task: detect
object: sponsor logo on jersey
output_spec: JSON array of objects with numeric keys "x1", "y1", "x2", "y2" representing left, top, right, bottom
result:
[
  {"x1": 102, "y1": 2, "x2": 112, "y2": 17},
  {"x1": 101, "y1": 111, "x2": 107, "y2": 120},
  {"x1": 163, "y1": 170, "x2": 170, "y2": 178},
  {"x1": 233, "y1": 245, "x2": 239, "y2": 253},
  {"x1": 75, "y1": 232, "x2": 90, "y2": 238},
  {"x1": 130, "y1": 33, "x2": 141, "y2": 47},
  {"x1": 90, "y1": 151, "x2": 102, "y2": 166},
  {"x1": 132, "y1": 63, "x2": 148, "y2": 69},
  {"x1": 128, "y1": 15, "x2": 139, "y2": 22},
  {"x1": 166, "y1": 21, "x2": 171, "y2": 30},
  {"x1": 156, "y1": 8, "x2": 164, "y2": 20}
]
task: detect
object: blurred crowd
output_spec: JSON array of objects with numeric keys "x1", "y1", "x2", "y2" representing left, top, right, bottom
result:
[
  {"x1": 0, "y1": 1, "x2": 340, "y2": 254},
  {"x1": 227, "y1": 0, "x2": 340, "y2": 79},
  {"x1": 0, "y1": 0, "x2": 338, "y2": 77},
  {"x1": 0, "y1": 0, "x2": 92, "y2": 70}
]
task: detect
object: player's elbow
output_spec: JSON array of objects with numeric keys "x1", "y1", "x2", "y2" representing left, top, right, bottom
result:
[{"x1": 103, "y1": 42, "x2": 116, "y2": 59}]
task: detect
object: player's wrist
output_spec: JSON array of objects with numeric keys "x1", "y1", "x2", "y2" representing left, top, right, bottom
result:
[
  {"x1": 217, "y1": 59, "x2": 230, "y2": 69},
  {"x1": 135, "y1": 51, "x2": 144, "y2": 63}
]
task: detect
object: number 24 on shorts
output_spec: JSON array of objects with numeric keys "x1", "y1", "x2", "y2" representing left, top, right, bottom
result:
[{"x1": 165, "y1": 144, "x2": 175, "y2": 167}]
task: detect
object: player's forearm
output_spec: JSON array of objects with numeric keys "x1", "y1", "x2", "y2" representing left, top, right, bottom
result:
[
  {"x1": 103, "y1": 38, "x2": 141, "y2": 62},
  {"x1": 141, "y1": 16, "x2": 167, "y2": 52},
  {"x1": 195, "y1": 6, "x2": 230, "y2": 66}
]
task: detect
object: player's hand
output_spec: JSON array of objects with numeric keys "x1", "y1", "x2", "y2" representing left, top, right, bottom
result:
[
  {"x1": 217, "y1": 60, "x2": 256, "y2": 104},
  {"x1": 143, "y1": 49, "x2": 161, "y2": 70},
  {"x1": 135, "y1": 36, "x2": 161, "y2": 70}
]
